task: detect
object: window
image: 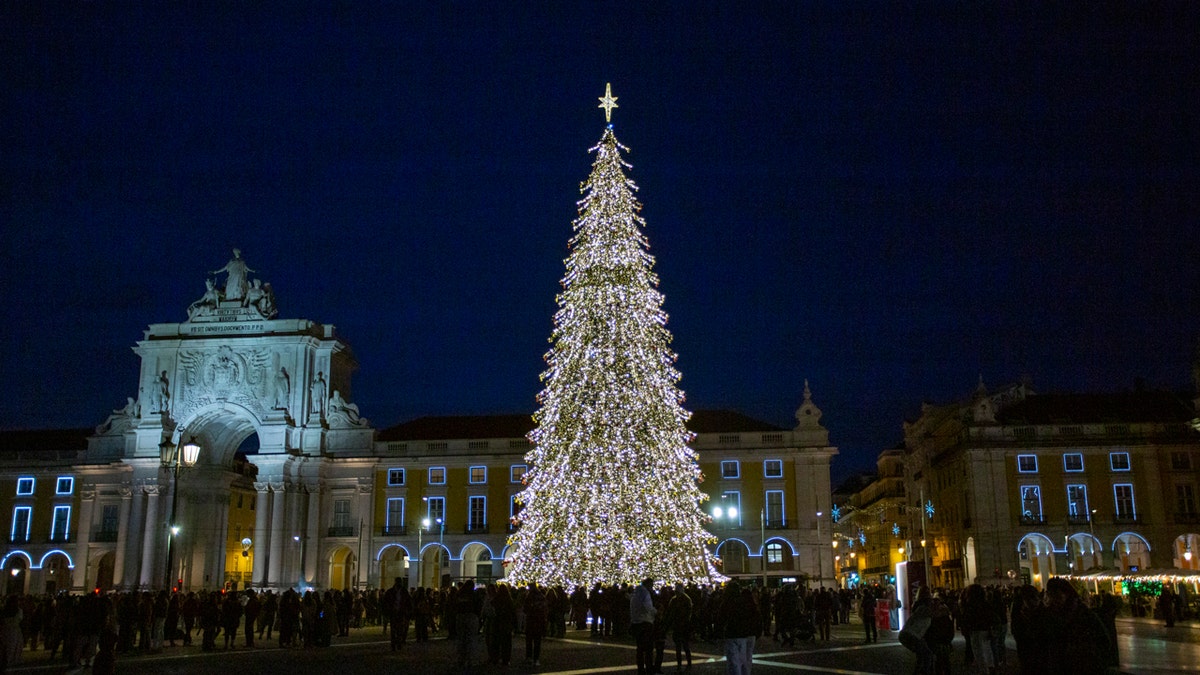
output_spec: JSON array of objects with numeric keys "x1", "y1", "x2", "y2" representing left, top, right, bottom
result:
[
  {"x1": 468, "y1": 496, "x2": 487, "y2": 531},
  {"x1": 10, "y1": 506, "x2": 31, "y2": 543},
  {"x1": 1063, "y1": 454, "x2": 1084, "y2": 472},
  {"x1": 101, "y1": 504, "x2": 119, "y2": 534},
  {"x1": 763, "y1": 460, "x2": 783, "y2": 478},
  {"x1": 1017, "y1": 455, "x2": 1038, "y2": 473},
  {"x1": 510, "y1": 494, "x2": 522, "y2": 519},
  {"x1": 15, "y1": 478, "x2": 34, "y2": 496},
  {"x1": 1172, "y1": 452, "x2": 1193, "y2": 471},
  {"x1": 386, "y1": 498, "x2": 405, "y2": 530},
  {"x1": 428, "y1": 467, "x2": 446, "y2": 485},
  {"x1": 332, "y1": 499, "x2": 351, "y2": 529},
  {"x1": 1067, "y1": 485, "x2": 1089, "y2": 518},
  {"x1": 426, "y1": 497, "x2": 445, "y2": 526},
  {"x1": 510, "y1": 465, "x2": 527, "y2": 483},
  {"x1": 1113, "y1": 484, "x2": 1136, "y2": 519},
  {"x1": 387, "y1": 468, "x2": 406, "y2": 486},
  {"x1": 765, "y1": 490, "x2": 785, "y2": 527},
  {"x1": 51, "y1": 505, "x2": 71, "y2": 541},
  {"x1": 1020, "y1": 486, "x2": 1042, "y2": 521},
  {"x1": 1110, "y1": 452, "x2": 1131, "y2": 472},
  {"x1": 469, "y1": 466, "x2": 487, "y2": 484},
  {"x1": 56, "y1": 476, "x2": 74, "y2": 495},
  {"x1": 720, "y1": 461, "x2": 740, "y2": 479},
  {"x1": 766, "y1": 542, "x2": 783, "y2": 564},
  {"x1": 1176, "y1": 484, "x2": 1197, "y2": 515}
]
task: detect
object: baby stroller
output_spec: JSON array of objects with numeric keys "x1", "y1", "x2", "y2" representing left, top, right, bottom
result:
[{"x1": 793, "y1": 612, "x2": 816, "y2": 642}]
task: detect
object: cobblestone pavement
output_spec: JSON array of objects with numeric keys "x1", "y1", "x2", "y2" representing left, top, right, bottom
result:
[{"x1": 7, "y1": 616, "x2": 1200, "y2": 674}]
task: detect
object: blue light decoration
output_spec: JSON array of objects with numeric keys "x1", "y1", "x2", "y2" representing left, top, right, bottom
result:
[
  {"x1": 858, "y1": 530, "x2": 866, "y2": 545},
  {"x1": 831, "y1": 504, "x2": 841, "y2": 523},
  {"x1": 925, "y1": 500, "x2": 935, "y2": 519},
  {"x1": 892, "y1": 522, "x2": 901, "y2": 537}
]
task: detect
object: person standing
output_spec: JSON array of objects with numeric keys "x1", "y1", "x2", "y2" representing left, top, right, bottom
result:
[
  {"x1": 664, "y1": 583, "x2": 693, "y2": 671},
  {"x1": 630, "y1": 578, "x2": 658, "y2": 675},
  {"x1": 454, "y1": 581, "x2": 481, "y2": 669},
  {"x1": 243, "y1": 590, "x2": 260, "y2": 648},
  {"x1": 860, "y1": 589, "x2": 877, "y2": 644},
  {"x1": 524, "y1": 584, "x2": 549, "y2": 666},
  {"x1": 717, "y1": 582, "x2": 762, "y2": 675}
]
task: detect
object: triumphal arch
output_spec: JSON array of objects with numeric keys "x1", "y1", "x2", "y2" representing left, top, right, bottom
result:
[{"x1": 84, "y1": 249, "x2": 376, "y2": 591}]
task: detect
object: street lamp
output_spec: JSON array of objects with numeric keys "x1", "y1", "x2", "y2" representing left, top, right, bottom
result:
[
  {"x1": 815, "y1": 511, "x2": 823, "y2": 589},
  {"x1": 711, "y1": 502, "x2": 739, "y2": 576},
  {"x1": 419, "y1": 517, "x2": 430, "y2": 587},
  {"x1": 159, "y1": 434, "x2": 200, "y2": 591}
]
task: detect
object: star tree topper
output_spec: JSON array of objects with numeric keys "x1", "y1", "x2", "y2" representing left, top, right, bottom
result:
[{"x1": 598, "y1": 82, "x2": 618, "y2": 122}]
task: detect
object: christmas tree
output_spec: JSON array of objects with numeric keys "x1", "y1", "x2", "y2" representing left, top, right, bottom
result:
[{"x1": 505, "y1": 85, "x2": 721, "y2": 589}]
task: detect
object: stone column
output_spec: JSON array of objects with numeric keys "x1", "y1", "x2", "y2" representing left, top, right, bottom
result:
[
  {"x1": 355, "y1": 480, "x2": 374, "y2": 589},
  {"x1": 138, "y1": 485, "x2": 162, "y2": 589},
  {"x1": 73, "y1": 487, "x2": 97, "y2": 591},
  {"x1": 305, "y1": 483, "x2": 321, "y2": 584},
  {"x1": 213, "y1": 491, "x2": 230, "y2": 588},
  {"x1": 268, "y1": 482, "x2": 287, "y2": 588},
  {"x1": 113, "y1": 486, "x2": 133, "y2": 588},
  {"x1": 252, "y1": 482, "x2": 271, "y2": 587}
]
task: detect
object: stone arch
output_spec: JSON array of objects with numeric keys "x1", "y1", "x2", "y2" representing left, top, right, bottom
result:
[
  {"x1": 1067, "y1": 533, "x2": 1104, "y2": 572},
  {"x1": 376, "y1": 544, "x2": 410, "y2": 588},
  {"x1": 1113, "y1": 532, "x2": 1151, "y2": 572},
  {"x1": 175, "y1": 401, "x2": 266, "y2": 468},
  {"x1": 1174, "y1": 533, "x2": 1199, "y2": 570},
  {"x1": 461, "y1": 542, "x2": 495, "y2": 582},
  {"x1": 2, "y1": 553, "x2": 29, "y2": 596},
  {"x1": 93, "y1": 551, "x2": 117, "y2": 592},
  {"x1": 328, "y1": 545, "x2": 357, "y2": 590},
  {"x1": 763, "y1": 537, "x2": 795, "y2": 574},
  {"x1": 41, "y1": 551, "x2": 73, "y2": 594},
  {"x1": 1016, "y1": 533, "x2": 1057, "y2": 587},
  {"x1": 716, "y1": 539, "x2": 751, "y2": 575}
]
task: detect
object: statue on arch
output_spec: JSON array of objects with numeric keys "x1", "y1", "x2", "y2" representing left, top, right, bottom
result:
[
  {"x1": 309, "y1": 371, "x2": 327, "y2": 423},
  {"x1": 187, "y1": 278, "x2": 220, "y2": 320},
  {"x1": 328, "y1": 389, "x2": 368, "y2": 428},
  {"x1": 273, "y1": 366, "x2": 291, "y2": 410},
  {"x1": 211, "y1": 248, "x2": 255, "y2": 302},
  {"x1": 152, "y1": 371, "x2": 171, "y2": 413}
]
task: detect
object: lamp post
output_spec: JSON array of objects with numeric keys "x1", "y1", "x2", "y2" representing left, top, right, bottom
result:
[
  {"x1": 760, "y1": 508, "x2": 766, "y2": 588},
  {"x1": 712, "y1": 502, "x2": 739, "y2": 577},
  {"x1": 418, "y1": 518, "x2": 430, "y2": 587},
  {"x1": 1089, "y1": 508, "x2": 1098, "y2": 568},
  {"x1": 815, "y1": 511, "x2": 823, "y2": 589},
  {"x1": 159, "y1": 434, "x2": 200, "y2": 591}
]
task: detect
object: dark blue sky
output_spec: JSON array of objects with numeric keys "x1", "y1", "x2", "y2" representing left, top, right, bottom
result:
[{"x1": 3, "y1": 3, "x2": 1198, "y2": 482}]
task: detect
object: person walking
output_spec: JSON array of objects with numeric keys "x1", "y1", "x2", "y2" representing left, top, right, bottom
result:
[
  {"x1": 243, "y1": 590, "x2": 260, "y2": 648},
  {"x1": 454, "y1": 581, "x2": 482, "y2": 668}
]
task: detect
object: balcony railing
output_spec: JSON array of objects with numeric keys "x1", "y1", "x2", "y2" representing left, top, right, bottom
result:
[
  {"x1": 763, "y1": 521, "x2": 789, "y2": 530},
  {"x1": 1018, "y1": 515, "x2": 1047, "y2": 526},
  {"x1": 1066, "y1": 515, "x2": 1091, "y2": 526},
  {"x1": 1113, "y1": 514, "x2": 1141, "y2": 525},
  {"x1": 464, "y1": 524, "x2": 489, "y2": 535},
  {"x1": 380, "y1": 525, "x2": 407, "y2": 537},
  {"x1": 93, "y1": 530, "x2": 120, "y2": 543},
  {"x1": 7, "y1": 536, "x2": 30, "y2": 545},
  {"x1": 327, "y1": 526, "x2": 355, "y2": 537},
  {"x1": 1174, "y1": 512, "x2": 1200, "y2": 524}
]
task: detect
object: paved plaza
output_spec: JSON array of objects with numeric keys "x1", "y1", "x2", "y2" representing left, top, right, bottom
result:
[{"x1": 7, "y1": 615, "x2": 1200, "y2": 674}]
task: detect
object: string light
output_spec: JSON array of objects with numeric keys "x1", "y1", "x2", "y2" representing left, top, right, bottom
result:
[{"x1": 505, "y1": 110, "x2": 721, "y2": 589}]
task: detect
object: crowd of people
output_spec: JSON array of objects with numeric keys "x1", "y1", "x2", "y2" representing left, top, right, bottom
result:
[{"x1": 0, "y1": 576, "x2": 1186, "y2": 674}]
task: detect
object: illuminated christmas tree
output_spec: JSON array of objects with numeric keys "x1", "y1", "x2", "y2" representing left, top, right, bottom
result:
[{"x1": 506, "y1": 85, "x2": 721, "y2": 588}]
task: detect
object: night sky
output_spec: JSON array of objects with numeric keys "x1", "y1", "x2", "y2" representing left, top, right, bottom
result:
[{"x1": 3, "y1": 4, "x2": 1198, "y2": 483}]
